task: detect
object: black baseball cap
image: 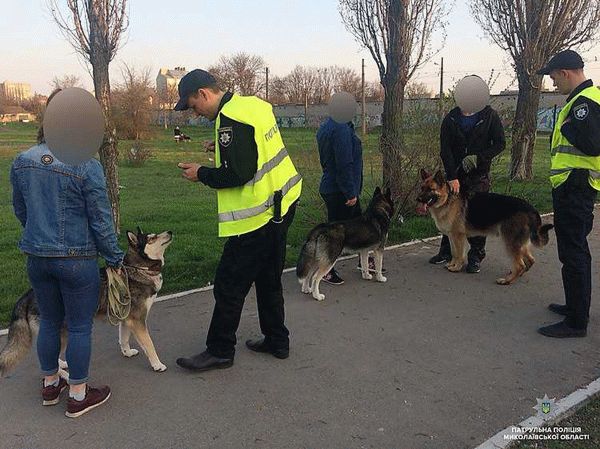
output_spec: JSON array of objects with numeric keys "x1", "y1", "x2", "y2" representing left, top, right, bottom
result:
[
  {"x1": 174, "y1": 69, "x2": 217, "y2": 111},
  {"x1": 537, "y1": 50, "x2": 584, "y2": 75}
]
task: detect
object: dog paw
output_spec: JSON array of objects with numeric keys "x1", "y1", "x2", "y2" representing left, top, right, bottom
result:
[
  {"x1": 58, "y1": 368, "x2": 69, "y2": 381},
  {"x1": 58, "y1": 359, "x2": 69, "y2": 370},
  {"x1": 301, "y1": 286, "x2": 312, "y2": 294},
  {"x1": 446, "y1": 263, "x2": 463, "y2": 272},
  {"x1": 361, "y1": 272, "x2": 373, "y2": 280},
  {"x1": 376, "y1": 275, "x2": 387, "y2": 283},
  {"x1": 121, "y1": 348, "x2": 139, "y2": 358},
  {"x1": 312, "y1": 293, "x2": 325, "y2": 301},
  {"x1": 496, "y1": 277, "x2": 511, "y2": 285},
  {"x1": 152, "y1": 362, "x2": 167, "y2": 372}
]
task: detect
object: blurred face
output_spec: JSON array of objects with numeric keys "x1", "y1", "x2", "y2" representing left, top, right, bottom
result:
[
  {"x1": 187, "y1": 88, "x2": 217, "y2": 120},
  {"x1": 549, "y1": 70, "x2": 571, "y2": 95}
]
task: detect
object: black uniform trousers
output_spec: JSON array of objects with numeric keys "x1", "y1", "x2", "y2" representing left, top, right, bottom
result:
[
  {"x1": 437, "y1": 173, "x2": 490, "y2": 263},
  {"x1": 321, "y1": 191, "x2": 362, "y2": 222},
  {"x1": 206, "y1": 203, "x2": 297, "y2": 359},
  {"x1": 552, "y1": 169, "x2": 597, "y2": 329}
]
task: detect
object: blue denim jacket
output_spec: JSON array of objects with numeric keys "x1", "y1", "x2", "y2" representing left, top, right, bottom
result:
[
  {"x1": 10, "y1": 144, "x2": 124, "y2": 267},
  {"x1": 317, "y1": 118, "x2": 363, "y2": 200}
]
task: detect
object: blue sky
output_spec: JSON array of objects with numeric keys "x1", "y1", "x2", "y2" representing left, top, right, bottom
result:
[{"x1": 2, "y1": 0, "x2": 599, "y2": 95}]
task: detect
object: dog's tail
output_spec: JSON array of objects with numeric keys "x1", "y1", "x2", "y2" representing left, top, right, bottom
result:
[
  {"x1": 0, "y1": 290, "x2": 38, "y2": 377},
  {"x1": 529, "y1": 211, "x2": 554, "y2": 247}
]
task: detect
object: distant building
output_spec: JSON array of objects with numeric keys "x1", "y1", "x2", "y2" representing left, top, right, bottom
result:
[
  {"x1": 156, "y1": 67, "x2": 188, "y2": 108},
  {"x1": 0, "y1": 81, "x2": 32, "y2": 102},
  {"x1": 0, "y1": 106, "x2": 35, "y2": 123}
]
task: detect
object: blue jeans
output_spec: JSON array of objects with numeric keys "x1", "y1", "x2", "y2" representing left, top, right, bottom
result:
[{"x1": 26, "y1": 256, "x2": 100, "y2": 385}]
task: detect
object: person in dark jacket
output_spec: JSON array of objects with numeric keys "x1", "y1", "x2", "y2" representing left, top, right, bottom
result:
[
  {"x1": 316, "y1": 94, "x2": 363, "y2": 285},
  {"x1": 429, "y1": 76, "x2": 506, "y2": 273}
]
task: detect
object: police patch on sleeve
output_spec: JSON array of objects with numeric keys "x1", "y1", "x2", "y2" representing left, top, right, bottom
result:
[
  {"x1": 573, "y1": 103, "x2": 589, "y2": 121},
  {"x1": 218, "y1": 127, "x2": 233, "y2": 148},
  {"x1": 41, "y1": 154, "x2": 54, "y2": 165}
]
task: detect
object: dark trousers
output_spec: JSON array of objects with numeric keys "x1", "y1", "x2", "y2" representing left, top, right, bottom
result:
[
  {"x1": 437, "y1": 173, "x2": 490, "y2": 263},
  {"x1": 552, "y1": 169, "x2": 597, "y2": 329},
  {"x1": 320, "y1": 191, "x2": 361, "y2": 222},
  {"x1": 438, "y1": 235, "x2": 486, "y2": 263},
  {"x1": 206, "y1": 204, "x2": 296, "y2": 359}
]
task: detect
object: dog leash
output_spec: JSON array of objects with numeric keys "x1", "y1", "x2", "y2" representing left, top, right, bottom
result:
[{"x1": 105, "y1": 267, "x2": 132, "y2": 326}]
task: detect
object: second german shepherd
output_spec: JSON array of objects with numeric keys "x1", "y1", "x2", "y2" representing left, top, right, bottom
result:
[
  {"x1": 416, "y1": 169, "x2": 553, "y2": 285},
  {"x1": 297, "y1": 187, "x2": 394, "y2": 301}
]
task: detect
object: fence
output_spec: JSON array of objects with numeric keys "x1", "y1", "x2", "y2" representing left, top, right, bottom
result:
[{"x1": 153, "y1": 93, "x2": 565, "y2": 132}]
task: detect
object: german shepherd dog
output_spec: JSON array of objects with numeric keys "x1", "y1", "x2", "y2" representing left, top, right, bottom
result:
[
  {"x1": 416, "y1": 169, "x2": 553, "y2": 285},
  {"x1": 0, "y1": 228, "x2": 173, "y2": 377},
  {"x1": 297, "y1": 187, "x2": 394, "y2": 301}
]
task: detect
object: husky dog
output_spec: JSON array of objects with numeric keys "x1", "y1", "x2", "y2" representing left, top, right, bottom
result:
[
  {"x1": 416, "y1": 169, "x2": 553, "y2": 285},
  {"x1": 0, "y1": 228, "x2": 173, "y2": 376},
  {"x1": 297, "y1": 187, "x2": 394, "y2": 301}
]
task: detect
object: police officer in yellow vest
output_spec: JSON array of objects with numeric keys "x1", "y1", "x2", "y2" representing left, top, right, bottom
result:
[
  {"x1": 174, "y1": 69, "x2": 302, "y2": 370},
  {"x1": 537, "y1": 50, "x2": 600, "y2": 338}
]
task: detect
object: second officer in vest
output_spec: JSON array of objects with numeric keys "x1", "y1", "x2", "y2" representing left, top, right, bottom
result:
[
  {"x1": 537, "y1": 50, "x2": 600, "y2": 338},
  {"x1": 174, "y1": 69, "x2": 302, "y2": 370}
]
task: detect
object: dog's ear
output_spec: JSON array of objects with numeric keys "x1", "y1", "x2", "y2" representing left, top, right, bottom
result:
[
  {"x1": 127, "y1": 231, "x2": 138, "y2": 245},
  {"x1": 374, "y1": 186, "x2": 382, "y2": 196},
  {"x1": 384, "y1": 187, "x2": 392, "y2": 201},
  {"x1": 433, "y1": 170, "x2": 446, "y2": 186},
  {"x1": 136, "y1": 226, "x2": 143, "y2": 236},
  {"x1": 420, "y1": 169, "x2": 431, "y2": 180}
]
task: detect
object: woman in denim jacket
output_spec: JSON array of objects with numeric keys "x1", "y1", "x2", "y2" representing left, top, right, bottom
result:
[{"x1": 9, "y1": 91, "x2": 123, "y2": 417}]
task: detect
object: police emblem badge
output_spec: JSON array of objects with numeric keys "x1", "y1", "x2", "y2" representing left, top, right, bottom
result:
[
  {"x1": 218, "y1": 127, "x2": 233, "y2": 148},
  {"x1": 573, "y1": 103, "x2": 589, "y2": 121}
]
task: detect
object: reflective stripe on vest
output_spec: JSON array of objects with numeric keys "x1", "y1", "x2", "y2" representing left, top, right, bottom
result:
[
  {"x1": 550, "y1": 85, "x2": 600, "y2": 190},
  {"x1": 245, "y1": 147, "x2": 290, "y2": 186},
  {"x1": 551, "y1": 168, "x2": 600, "y2": 178},
  {"x1": 551, "y1": 145, "x2": 587, "y2": 157},
  {"x1": 214, "y1": 94, "x2": 302, "y2": 237},
  {"x1": 219, "y1": 173, "x2": 302, "y2": 222}
]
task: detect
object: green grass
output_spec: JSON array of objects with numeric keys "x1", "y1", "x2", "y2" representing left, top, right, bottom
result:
[
  {"x1": 0, "y1": 122, "x2": 554, "y2": 325},
  {"x1": 511, "y1": 395, "x2": 600, "y2": 449}
]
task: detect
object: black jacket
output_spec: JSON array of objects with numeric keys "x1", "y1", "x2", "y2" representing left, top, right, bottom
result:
[
  {"x1": 560, "y1": 79, "x2": 600, "y2": 157},
  {"x1": 440, "y1": 106, "x2": 506, "y2": 180}
]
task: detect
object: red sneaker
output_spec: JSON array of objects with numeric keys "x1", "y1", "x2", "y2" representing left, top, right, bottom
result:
[
  {"x1": 65, "y1": 385, "x2": 111, "y2": 418},
  {"x1": 41, "y1": 377, "x2": 68, "y2": 406}
]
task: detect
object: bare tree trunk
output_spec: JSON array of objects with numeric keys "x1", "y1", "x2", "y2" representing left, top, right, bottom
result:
[
  {"x1": 380, "y1": 0, "x2": 404, "y2": 199},
  {"x1": 509, "y1": 65, "x2": 542, "y2": 181},
  {"x1": 381, "y1": 75, "x2": 404, "y2": 199},
  {"x1": 91, "y1": 49, "x2": 120, "y2": 233}
]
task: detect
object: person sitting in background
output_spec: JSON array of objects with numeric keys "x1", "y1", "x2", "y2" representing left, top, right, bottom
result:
[{"x1": 174, "y1": 126, "x2": 191, "y2": 142}]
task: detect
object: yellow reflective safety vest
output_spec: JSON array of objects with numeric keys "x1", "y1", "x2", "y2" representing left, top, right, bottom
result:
[
  {"x1": 214, "y1": 94, "x2": 302, "y2": 237},
  {"x1": 550, "y1": 85, "x2": 600, "y2": 190}
]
